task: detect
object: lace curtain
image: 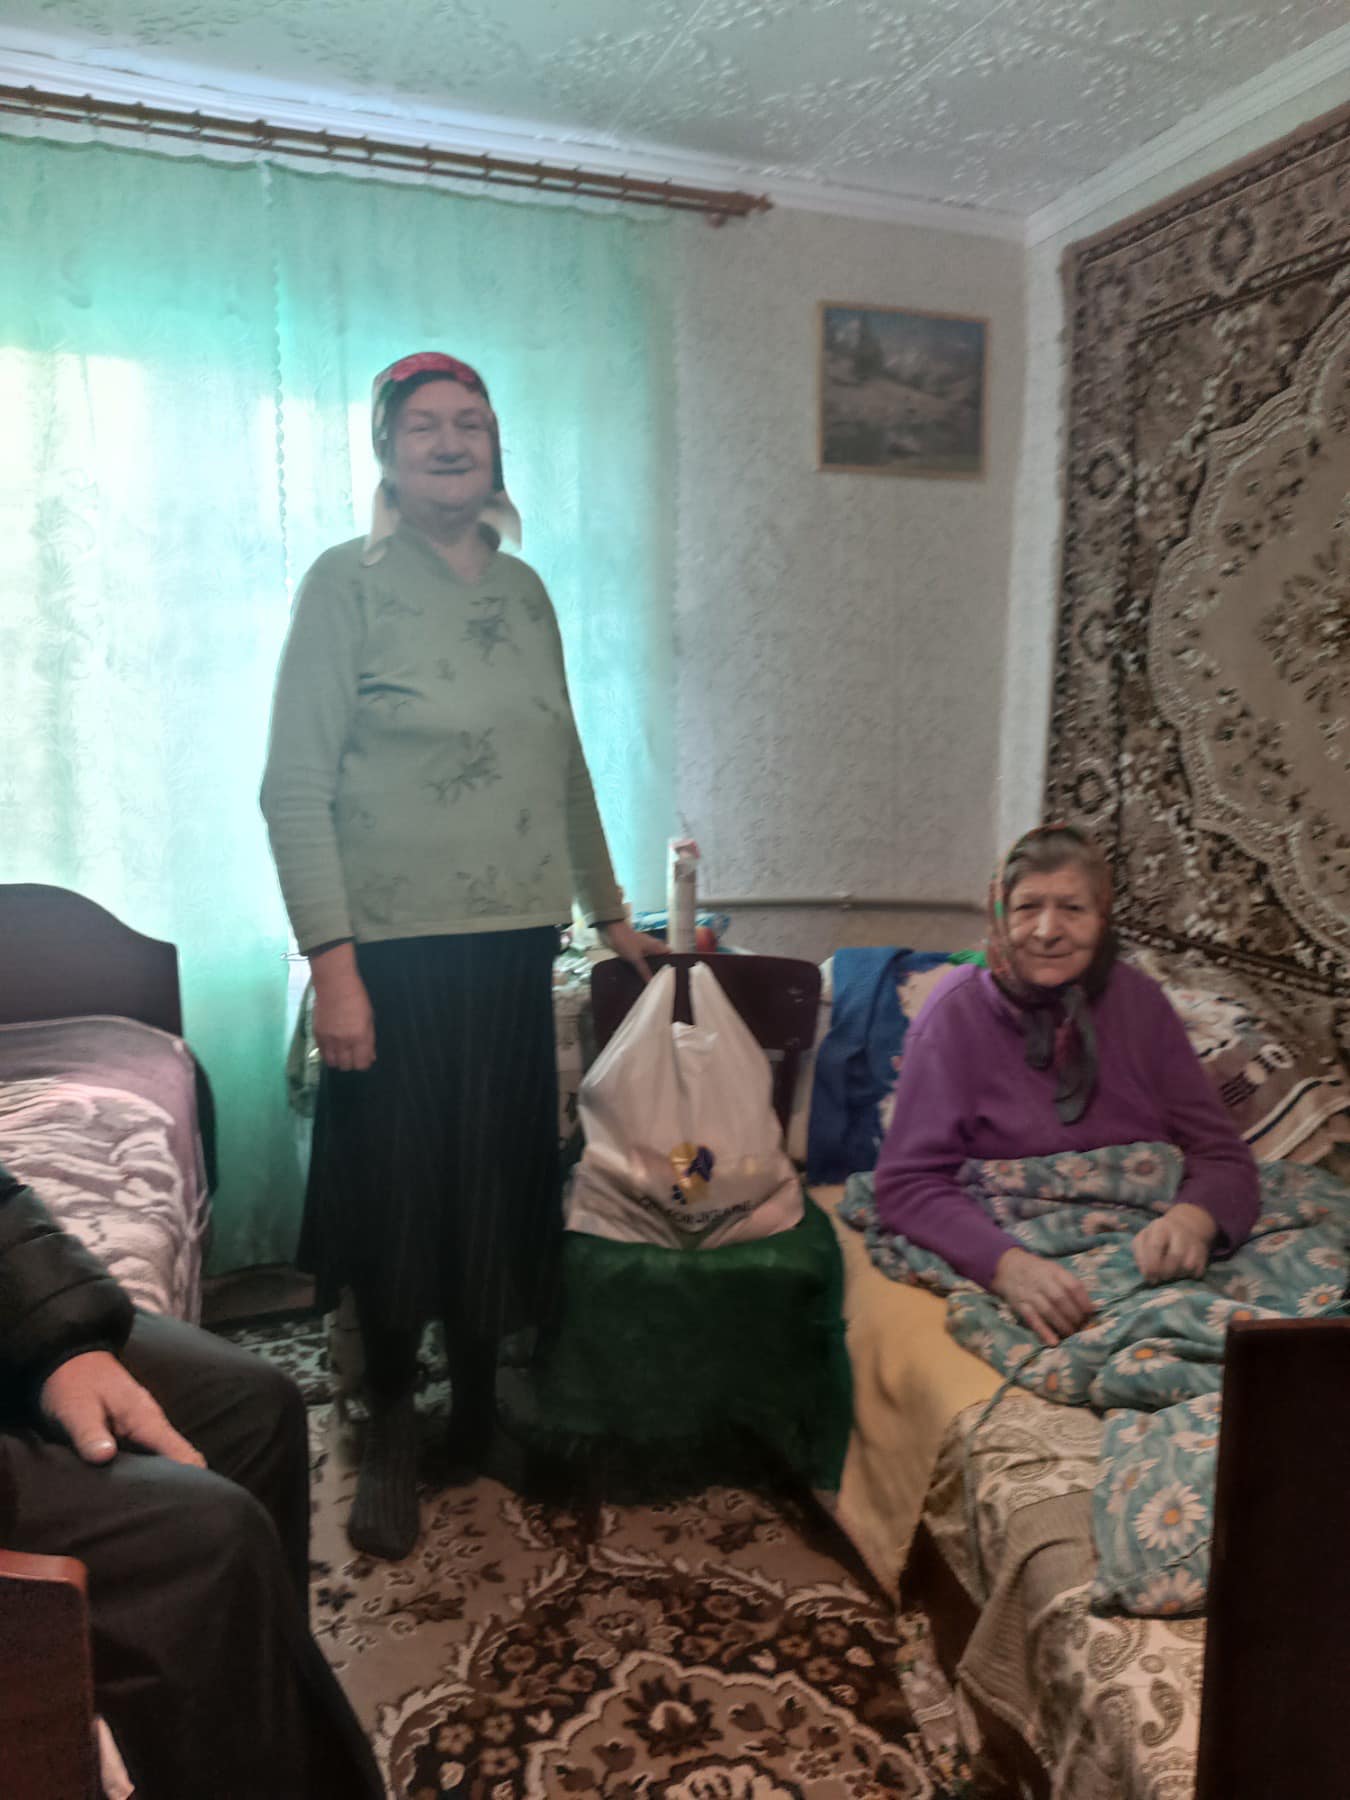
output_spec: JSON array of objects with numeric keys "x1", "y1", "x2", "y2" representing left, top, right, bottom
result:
[{"x1": 0, "y1": 135, "x2": 674, "y2": 1270}]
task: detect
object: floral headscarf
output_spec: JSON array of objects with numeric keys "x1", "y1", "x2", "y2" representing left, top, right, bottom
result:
[
  {"x1": 362, "y1": 351, "x2": 521, "y2": 565},
  {"x1": 986, "y1": 824, "x2": 1116, "y2": 1125}
]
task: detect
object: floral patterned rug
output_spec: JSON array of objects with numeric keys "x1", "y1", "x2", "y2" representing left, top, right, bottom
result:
[
  {"x1": 1046, "y1": 100, "x2": 1350, "y2": 1050},
  {"x1": 222, "y1": 1316, "x2": 973, "y2": 1800}
]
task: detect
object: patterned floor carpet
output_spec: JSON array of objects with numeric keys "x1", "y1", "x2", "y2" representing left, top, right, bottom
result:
[{"x1": 222, "y1": 1316, "x2": 974, "y2": 1800}]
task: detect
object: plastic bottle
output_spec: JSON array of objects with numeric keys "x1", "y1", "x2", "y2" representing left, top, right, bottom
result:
[{"x1": 668, "y1": 838, "x2": 700, "y2": 952}]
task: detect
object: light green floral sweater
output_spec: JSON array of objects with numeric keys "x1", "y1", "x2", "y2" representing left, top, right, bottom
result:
[{"x1": 260, "y1": 526, "x2": 624, "y2": 952}]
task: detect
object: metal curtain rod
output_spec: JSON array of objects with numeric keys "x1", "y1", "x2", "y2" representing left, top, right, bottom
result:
[{"x1": 0, "y1": 83, "x2": 773, "y2": 224}]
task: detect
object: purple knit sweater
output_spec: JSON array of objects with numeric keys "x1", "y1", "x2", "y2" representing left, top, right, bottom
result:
[{"x1": 872, "y1": 962, "x2": 1260, "y2": 1289}]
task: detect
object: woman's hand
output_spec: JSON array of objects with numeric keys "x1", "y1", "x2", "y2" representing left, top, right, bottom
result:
[
  {"x1": 599, "y1": 920, "x2": 668, "y2": 983},
  {"x1": 992, "y1": 1248, "x2": 1095, "y2": 1348},
  {"x1": 1132, "y1": 1202, "x2": 1216, "y2": 1284},
  {"x1": 310, "y1": 943, "x2": 376, "y2": 1071}
]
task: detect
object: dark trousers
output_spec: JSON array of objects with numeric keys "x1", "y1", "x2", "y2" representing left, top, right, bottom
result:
[{"x1": 2, "y1": 1312, "x2": 381, "y2": 1799}]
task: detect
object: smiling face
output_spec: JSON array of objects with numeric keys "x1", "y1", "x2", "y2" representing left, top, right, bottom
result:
[
  {"x1": 384, "y1": 378, "x2": 497, "y2": 522},
  {"x1": 1005, "y1": 860, "x2": 1105, "y2": 988}
]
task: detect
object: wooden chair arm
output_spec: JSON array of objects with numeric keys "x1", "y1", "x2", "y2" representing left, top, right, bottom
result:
[
  {"x1": 0, "y1": 1547, "x2": 99, "y2": 1798},
  {"x1": 0, "y1": 1546, "x2": 90, "y2": 1588}
]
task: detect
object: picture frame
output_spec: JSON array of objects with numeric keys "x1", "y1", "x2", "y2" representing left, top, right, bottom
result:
[{"x1": 818, "y1": 302, "x2": 987, "y2": 479}]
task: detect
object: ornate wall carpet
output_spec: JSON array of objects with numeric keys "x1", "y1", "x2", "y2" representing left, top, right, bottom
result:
[
  {"x1": 1046, "y1": 101, "x2": 1350, "y2": 1054},
  {"x1": 222, "y1": 1316, "x2": 972, "y2": 1800}
]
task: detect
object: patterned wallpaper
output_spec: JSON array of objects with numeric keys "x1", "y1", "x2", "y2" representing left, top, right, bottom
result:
[{"x1": 670, "y1": 204, "x2": 1025, "y2": 947}]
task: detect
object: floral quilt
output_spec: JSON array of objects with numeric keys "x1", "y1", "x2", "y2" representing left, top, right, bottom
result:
[{"x1": 839, "y1": 1144, "x2": 1350, "y2": 1615}]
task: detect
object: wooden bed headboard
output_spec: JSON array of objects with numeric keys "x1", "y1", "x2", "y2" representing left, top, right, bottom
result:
[
  {"x1": 0, "y1": 884, "x2": 183, "y2": 1036},
  {"x1": 0, "y1": 884, "x2": 217, "y2": 1189}
]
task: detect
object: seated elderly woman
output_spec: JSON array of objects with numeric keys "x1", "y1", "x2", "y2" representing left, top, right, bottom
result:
[{"x1": 873, "y1": 825, "x2": 1259, "y2": 1348}]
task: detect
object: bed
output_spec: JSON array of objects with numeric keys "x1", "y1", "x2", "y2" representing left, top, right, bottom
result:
[
  {"x1": 810, "y1": 946, "x2": 1350, "y2": 1800},
  {"x1": 914, "y1": 1390, "x2": 1198, "y2": 1800},
  {"x1": 815, "y1": 1181, "x2": 998, "y2": 1592},
  {"x1": 905, "y1": 1303, "x2": 1350, "y2": 1800},
  {"x1": 0, "y1": 883, "x2": 215, "y2": 1799},
  {"x1": 0, "y1": 884, "x2": 213, "y2": 1322}
]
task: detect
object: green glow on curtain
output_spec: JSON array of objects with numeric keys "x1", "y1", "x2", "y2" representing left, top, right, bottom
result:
[{"x1": 0, "y1": 136, "x2": 673, "y2": 1271}]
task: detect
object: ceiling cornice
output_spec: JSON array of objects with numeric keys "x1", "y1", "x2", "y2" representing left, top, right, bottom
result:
[{"x1": 1025, "y1": 20, "x2": 1350, "y2": 249}]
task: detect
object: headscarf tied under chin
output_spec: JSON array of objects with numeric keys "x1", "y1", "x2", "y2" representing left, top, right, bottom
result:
[
  {"x1": 363, "y1": 350, "x2": 522, "y2": 566},
  {"x1": 986, "y1": 823, "x2": 1116, "y2": 1126}
]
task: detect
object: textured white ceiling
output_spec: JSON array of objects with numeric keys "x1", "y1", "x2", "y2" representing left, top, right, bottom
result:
[{"x1": 4, "y1": 0, "x2": 1348, "y2": 218}]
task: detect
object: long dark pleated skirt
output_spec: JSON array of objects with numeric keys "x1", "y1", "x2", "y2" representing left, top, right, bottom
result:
[{"x1": 298, "y1": 928, "x2": 562, "y2": 1341}]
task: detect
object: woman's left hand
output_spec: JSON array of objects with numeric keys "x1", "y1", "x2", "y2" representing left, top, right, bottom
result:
[
  {"x1": 599, "y1": 921, "x2": 668, "y2": 983},
  {"x1": 1132, "y1": 1202, "x2": 1217, "y2": 1283}
]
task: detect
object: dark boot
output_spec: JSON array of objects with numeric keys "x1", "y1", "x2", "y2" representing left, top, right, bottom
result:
[
  {"x1": 347, "y1": 1308, "x2": 422, "y2": 1559},
  {"x1": 347, "y1": 1393, "x2": 420, "y2": 1559}
]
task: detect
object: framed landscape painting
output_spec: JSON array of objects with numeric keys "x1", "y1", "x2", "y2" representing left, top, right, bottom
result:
[{"x1": 819, "y1": 303, "x2": 987, "y2": 478}]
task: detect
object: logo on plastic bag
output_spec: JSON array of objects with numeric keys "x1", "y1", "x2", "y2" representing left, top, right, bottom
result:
[{"x1": 669, "y1": 1142, "x2": 716, "y2": 1205}]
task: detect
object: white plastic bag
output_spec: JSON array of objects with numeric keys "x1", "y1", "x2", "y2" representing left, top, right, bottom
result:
[{"x1": 565, "y1": 963, "x2": 803, "y2": 1248}]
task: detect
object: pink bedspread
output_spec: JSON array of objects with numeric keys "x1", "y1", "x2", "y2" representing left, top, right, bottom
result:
[{"x1": 0, "y1": 1015, "x2": 209, "y2": 1320}]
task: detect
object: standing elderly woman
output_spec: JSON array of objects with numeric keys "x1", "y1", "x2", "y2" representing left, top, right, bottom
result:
[
  {"x1": 873, "y1": 825, "x2": 1259, "y2": 1349},
  {"x1": 261, "y1": 352, "x2": 658, "y2": 1558}
]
